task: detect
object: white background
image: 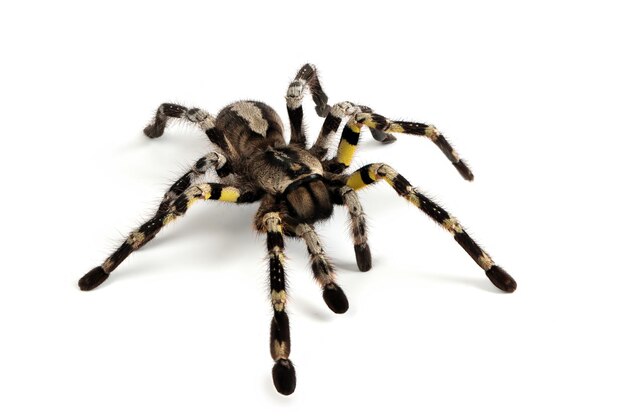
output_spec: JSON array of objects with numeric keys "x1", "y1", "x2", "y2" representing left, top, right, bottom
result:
[{"x1": 1, "y1": 1, "x2": 625, "y2": 416}]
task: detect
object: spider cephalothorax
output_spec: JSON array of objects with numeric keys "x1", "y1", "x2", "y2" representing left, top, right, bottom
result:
[{"x1": 78, "y1": 64, "x2": 517, "y2": 396}]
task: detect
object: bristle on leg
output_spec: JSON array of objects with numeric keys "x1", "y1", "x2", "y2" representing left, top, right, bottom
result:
[
  {"x1": 272, "y1": 359, "x2": 297, "y2": 396},
  {"x1": 78, "y1": 266, "x2": 110, "y2": 291},
  {"x1": 485, "y1": 265, "x2": 517, "y2": 293}
]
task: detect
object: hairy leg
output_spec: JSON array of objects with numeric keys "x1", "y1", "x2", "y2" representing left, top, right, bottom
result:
[
  {"x1": 344, "y1": 163, "x2": 516, "y2": 292},
  {"x1": 294, "y1": 223, "x2": 349, "y2": 314},
  {"x1": 156, "y1": 151, "x2": 232, "y2": 213},
  {"x1": 285, "y1": 63, "x2": 330, "y2": 147},
  {"x1": 78, "y1": 183, "x2": 260, "y2": 291},
  {"x1": 143, "y1": 103, "x2": 237, "y2": 158},
  {"x1": 258, "y1": 210, "x2": 297, "y2": 395},
  {"x1": 353, "y1": 112, "x2": 474, "y2": 181},
  {"x1": 330, "y1": 185, "x2": 371, "y2": 272}
]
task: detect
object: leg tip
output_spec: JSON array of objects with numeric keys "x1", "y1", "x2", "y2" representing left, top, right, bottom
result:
[
  {"x1": 485, "y1": 265, "x2": 517, "y2": 293},
  {"x1": 371, "y1": 128, "x2": 397, "y2": 144},
  {"x1": 143, "y1": 123, "x2": 165, "y2": 139},
  {"x1": 354, "y1": 243, "x2": 372, "y2": 272},
  {"x1": 272, "y1": 359, "x2": 296, "y2": 395},
  {"x1": 315, "y1": 104, "x2": 330, "y2": 117},
  {"x1": 323, "y1": 284, "x2": 349, "y2": 314},
  {"x1": 453, "y1": 161, "x2": 474, "y2": 181},
  {"x1": 78, "y1": 266, "x2": 110, "y2": 291}
]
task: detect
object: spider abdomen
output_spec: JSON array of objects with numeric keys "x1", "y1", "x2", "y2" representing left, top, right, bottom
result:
[{"x1": 215, "y1": 100, "x2": 285, "y2": 153}]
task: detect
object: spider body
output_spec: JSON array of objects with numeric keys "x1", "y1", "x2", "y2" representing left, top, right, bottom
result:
[{"x1": 78, "y1": 64, "x2": 517, "y2": 396}]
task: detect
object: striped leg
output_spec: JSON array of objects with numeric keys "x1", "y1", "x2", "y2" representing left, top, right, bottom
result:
[
  {"x1": 345, "y1": 164, "x2": 516, "y2": 292},
  {"x1": 294, "y1": 224, "x2": 349, "y2": 314},
  {"x1": 309, "y1": 101, "x2": 360, "y2": 159},
  {"x1": 156, "y1": 151, "x2": 231, "y2": 213},
  {"x1": 323, "y1": 110, "x2": 388, "y2": 173},
  {"x1": 286, "y1": 63, "x2": 330, "y2": 147},
  {"x1": 78, "y1": 183, "x2": 260, "y2": 291},
  {"x1": 261, "y1": 212, "x2": 296, "y2": 395},
  {"x1": 328, "y1": 120, "x2": 363, "y2": 173},
  {"x1": 354, "y1": 112, "x2": 474, "y2": 181},
  {"x1": 312, "y1": 102, "x2": 394, "y2": 167},
  {"x1": 331, "y1": 186, "x2": 371, "y2": 272}
]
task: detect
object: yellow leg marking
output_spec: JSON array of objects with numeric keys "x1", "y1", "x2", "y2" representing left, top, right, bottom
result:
[
  {"x1": 348, "y1": 123, "x2": 361, "y2": 133},
  {"x1": 337, "y1": 142, "x2": 357, "y2": 166},
  {"x1": 359, "y1": 114, "x2": 385, "y2": 131},
  {"x1": 219, "y1": 187, "x2": 240, "y2": 202},
  {"x1": 336, "y1": 122, "x2": 361, "y2": 166},
  {"x1": 359, "y1": 114, "x2": 404, "y2": 133},
  {"x1": 347, "y1": 172, "x2": 366, "y2": 190},
  {"x1": 362, "y1": 120, "x2": 375, "y2": 129},
  {"x1": 347, "y1": 165, "x2": 381, "y2": 191}
]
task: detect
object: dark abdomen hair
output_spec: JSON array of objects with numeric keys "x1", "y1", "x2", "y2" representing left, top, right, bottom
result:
[{"x1": 215, "y1": 101, "x2": 285, "y2": 154}]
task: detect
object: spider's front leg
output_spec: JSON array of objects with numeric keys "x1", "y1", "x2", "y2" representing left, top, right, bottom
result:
[
  {"x1": 78, "y1": 183, "x2": 260, "y2": 291},
  {"x1": 292, "y1": 223, "x2": 349, "y2": 314},
  {"x1": 258, "y1": 210, "x2": 297, "y2": 395},
  {"x1": 344, "y1": 164, "x2": 516, "y2": 292}
]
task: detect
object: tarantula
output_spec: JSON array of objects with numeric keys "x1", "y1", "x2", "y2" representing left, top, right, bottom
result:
[{"x1": 78, "y1": 64, "x2": 517, "y2": 395}]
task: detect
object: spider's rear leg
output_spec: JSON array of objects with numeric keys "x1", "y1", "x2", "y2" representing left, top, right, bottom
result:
[
  {"x1": 292, "y1": 223, "x2": 348, "y2": 313},
  {"x1": 78, "y1": 183, "x2": 259, "y2": 291},
  {"x1": 259, "y1": 211, "x2": 297, "y2": 395},
  {"x1": 344, "y1": 164, "x2": 516, "y2": 292},
  {"x1": 286, "y1": 63, "x2": 330, "y2": 147},
  {"x1": 143, "y1": 103, "x2": 216, "y2": 139}
]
